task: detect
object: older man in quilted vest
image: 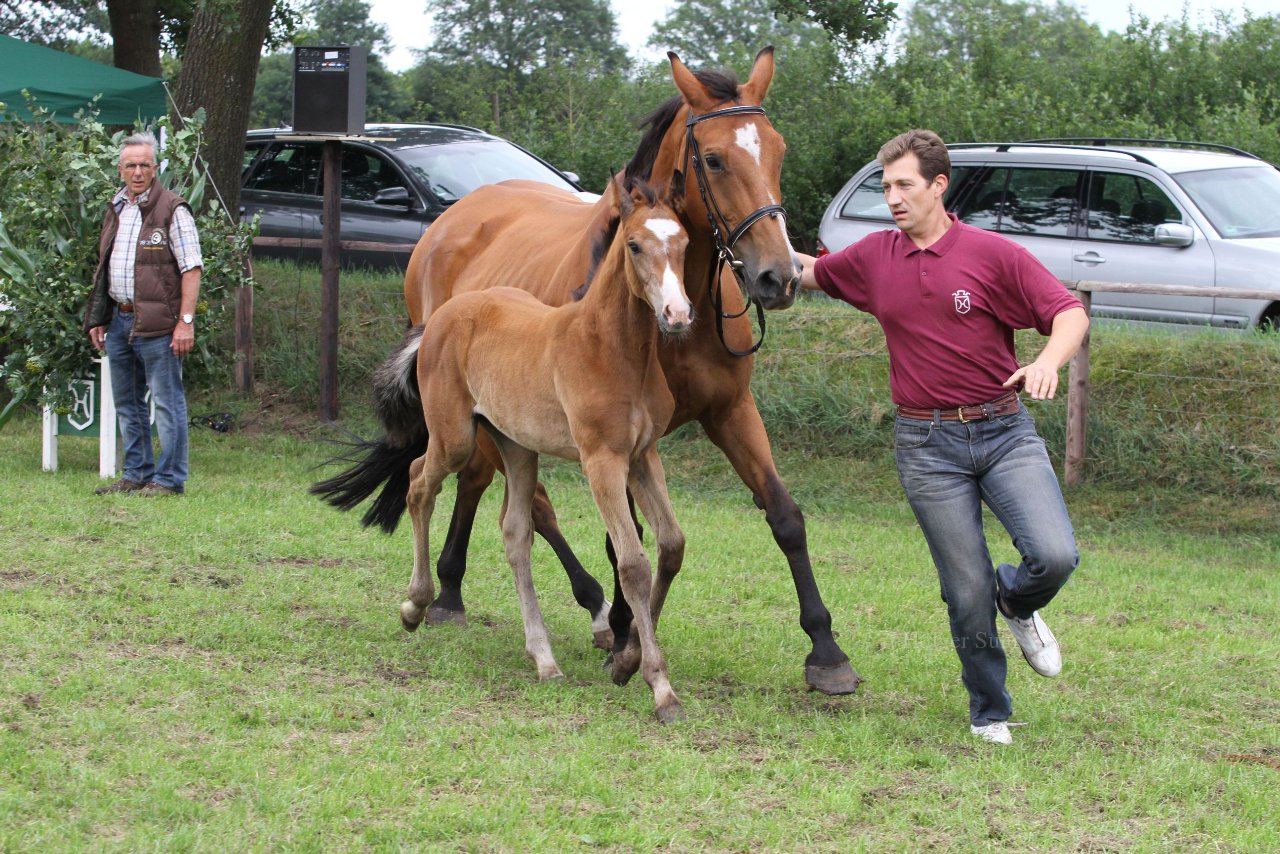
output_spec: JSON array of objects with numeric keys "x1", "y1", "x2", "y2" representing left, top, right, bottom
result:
[{"x1": 83, "y1": 131, "x2": 203, "y2": 496}]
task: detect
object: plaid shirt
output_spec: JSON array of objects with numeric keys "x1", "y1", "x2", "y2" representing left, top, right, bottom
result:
[{"x1": 107, "y1": 186, "x2": 203, "y2": 304}]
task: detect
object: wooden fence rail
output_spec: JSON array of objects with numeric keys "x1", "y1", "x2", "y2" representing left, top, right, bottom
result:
[{"x1": 1063, "y1": 280, "x2": 1278, "y2": 485}]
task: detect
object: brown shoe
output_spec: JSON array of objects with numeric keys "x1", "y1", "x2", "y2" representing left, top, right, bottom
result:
[
  {"x1": 95, "y1": 478, "x2": 145, "y2": 495},
  {"x1": 135, "y1": 482, "x2": 182, "y2": 497}
]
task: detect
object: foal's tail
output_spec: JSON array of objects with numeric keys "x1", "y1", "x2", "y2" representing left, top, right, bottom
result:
[{"x1": 309, "y1": 325, "x2": 428, "y2": 533}]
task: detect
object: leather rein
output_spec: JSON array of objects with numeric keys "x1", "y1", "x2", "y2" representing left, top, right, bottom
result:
[{"x1": 684, "y1": 104, "x2": 788, "y2": 357}]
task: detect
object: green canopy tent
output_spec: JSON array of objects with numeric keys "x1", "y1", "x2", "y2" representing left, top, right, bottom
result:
[{"x1": 0, "y1": 34, "x2": 167, "y2": 124}]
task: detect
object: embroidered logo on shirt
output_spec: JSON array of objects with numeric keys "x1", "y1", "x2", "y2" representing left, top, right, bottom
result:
[
  {"x1": 953, "y1": 289, "x2": 972, "y2": 315},
  {"x1": 139, "y1": 228, "x2": 168, "y2": 249}
]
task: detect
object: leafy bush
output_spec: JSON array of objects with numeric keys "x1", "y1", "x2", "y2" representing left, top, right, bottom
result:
[{"x1": 0, "y1": 95, "x2": 254, "y2": 424}]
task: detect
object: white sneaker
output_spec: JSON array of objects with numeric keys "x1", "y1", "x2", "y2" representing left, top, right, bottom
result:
[
  {"x1": 971, "y1": 721, "x2": 1013, "y2": 745},
  {"x1": 1002, "y1": 610, "x2": 1063, "y2": 677}
]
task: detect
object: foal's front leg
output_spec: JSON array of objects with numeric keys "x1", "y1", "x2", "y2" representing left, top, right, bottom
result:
[{"x1": 584, "y1": 452, "x2": 683, "y2": 723}]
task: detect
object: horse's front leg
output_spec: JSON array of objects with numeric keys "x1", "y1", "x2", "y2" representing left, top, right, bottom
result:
[{"x1": 701, "y1": 395, "x2": 863, "y2": 695}]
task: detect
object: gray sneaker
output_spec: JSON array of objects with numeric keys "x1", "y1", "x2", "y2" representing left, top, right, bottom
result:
[
  {"x1": 1003, "y1": 610, "x2": 1062, "y2": 677},
  {"x1": 94, "y1": 478, "x2": 144, "y2": 495},
  {"x1": 971, "y1": 721, "x2": 1013, "y2": 745}
]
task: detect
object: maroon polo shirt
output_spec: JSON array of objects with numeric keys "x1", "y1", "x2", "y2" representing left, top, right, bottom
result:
[{"x1": 814, "y1": 214, "x2": 1081, "y2": 409}]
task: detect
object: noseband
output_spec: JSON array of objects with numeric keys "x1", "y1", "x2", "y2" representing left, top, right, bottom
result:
[{"x1": 685, "y1": 104, "x2": 788, "y2": 357}]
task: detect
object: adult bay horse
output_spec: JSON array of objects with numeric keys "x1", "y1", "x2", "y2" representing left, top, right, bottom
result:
[
  {"x1": 386, "y1": 175, "x2": 692, "y2": 721},
  {"x1": 314, "y1": 48, "x2": 863, "y2": 696}
]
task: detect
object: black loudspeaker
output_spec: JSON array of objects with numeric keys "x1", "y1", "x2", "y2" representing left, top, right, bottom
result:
[{"x1": 293, "y1": 46, "x2": 367, "y2": 134}]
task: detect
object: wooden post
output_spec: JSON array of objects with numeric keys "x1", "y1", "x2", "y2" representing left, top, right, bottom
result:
[
  {"x1": 1065, "y1": 289, "x2": 1091, "y2": 486},
  {"x1": 319, "y1": 138, "x2": 342, "y2": 422},
  {"x1": 235, "y1": 254, "x2": 254, "y2": 396}
]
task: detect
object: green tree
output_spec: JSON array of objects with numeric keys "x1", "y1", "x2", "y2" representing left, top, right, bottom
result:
[
  {"x1": 427, "y1": 0, "x2": 627, "y2": 77},
  {"x1": 648, "y1": 0, "x2": 824, "y2": 67},
  {"x1": 250, "y1": 0, "x2": 413, "y2": 127}
]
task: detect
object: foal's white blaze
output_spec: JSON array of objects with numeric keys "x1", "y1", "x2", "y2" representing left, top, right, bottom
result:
[
  {"x1": 735, "y1": 123, "x2": 762, "y2": 166},
  {"x1": 644, "y1": 216, "x2": 692, "y2": 330}
]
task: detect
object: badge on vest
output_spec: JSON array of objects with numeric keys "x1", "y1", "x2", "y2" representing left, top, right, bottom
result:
[
  {"x1": 139, "y1": 228, "x2": 168, "y2": 249},
  {"x1": 953, "y1": 289, "x2": 972, "y2": 315}
]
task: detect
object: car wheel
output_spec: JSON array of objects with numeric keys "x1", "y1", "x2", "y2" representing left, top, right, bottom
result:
[{"x1": 1259, "y1": 306, "x2": 1280, "y2": 334}]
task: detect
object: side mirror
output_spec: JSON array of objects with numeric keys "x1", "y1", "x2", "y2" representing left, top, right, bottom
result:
[
  {"x1": 1154, "y1": 223, "x2": 1194, "y2": 248},
  {"x1": 374, "y1": 186, "x2": 412, "y2": 206},
  {"x1": 562, "y1": 171, "x2": 581, "y2": 186}
]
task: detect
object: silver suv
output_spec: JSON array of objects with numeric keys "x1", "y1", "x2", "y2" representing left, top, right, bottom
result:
[{"x1": 816, "y1": 139, "x2": 1280, "y2": 330}]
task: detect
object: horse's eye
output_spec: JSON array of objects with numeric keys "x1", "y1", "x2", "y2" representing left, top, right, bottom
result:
[
  {"x1": 627, "y1": 241, "x2": 640, "y2": 254},
  {"x1": 704, "y1": 153, "x2": 724, "y2": 171}
]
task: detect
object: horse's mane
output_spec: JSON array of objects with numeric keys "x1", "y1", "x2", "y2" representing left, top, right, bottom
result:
[
  {"x1": 572, "y1": 179, "x2": 662, "y2": 302},
  {"x1": 623, "y1": 68, "x2": 742, "y2": 186}
]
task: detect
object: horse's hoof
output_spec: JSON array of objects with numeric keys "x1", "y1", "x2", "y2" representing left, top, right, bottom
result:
[
  {"x1": 400, "y1": 601, "x2": 425, "y2": 633},
  {"x1": 426, "y1": 603, "x2": 467, "y2": 627},
  {"x1": 592, "y1": 627, "x2": 614, "y2": 650},
  {"x1": 538, "y1": 667, "x2": 566, "y2": 682},
  {"x1": 805, "y1": 661, "x2": 863, "y2": 695},
  {"x1": 656, "y1": 702, "x2": 686, "y2": 725}
]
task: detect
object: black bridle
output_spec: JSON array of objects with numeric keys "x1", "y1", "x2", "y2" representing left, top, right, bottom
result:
[{"x1": 684, "y1": 104, "x2": 788, "y2": 357}]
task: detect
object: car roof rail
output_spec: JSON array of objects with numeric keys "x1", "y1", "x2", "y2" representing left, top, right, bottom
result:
[
  {"x1": 946, "y1": 141, "x2": 1159, "y2": 166},
  {"x1": 1024, "y1": 137, "x2": 1265, "y2": 161}
]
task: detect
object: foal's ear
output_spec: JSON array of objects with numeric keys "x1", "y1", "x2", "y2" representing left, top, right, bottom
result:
[
  {"x1": 669, "y1": 169, "x2": 686, "y2": 210},
  {"x1": 609, "y1": 172, "x2": 635, "y2": 218},
  {"x1": 739, "y1": 45, "x2": 776, "y2": 105}
]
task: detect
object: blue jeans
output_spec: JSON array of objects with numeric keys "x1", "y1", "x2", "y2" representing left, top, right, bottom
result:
[
  {"x1": 105, "y1": 309, "x2": 189, "y2": 491},
  {"x1": 894, "y1": 404, "x2": 1078, "y2": 725}
]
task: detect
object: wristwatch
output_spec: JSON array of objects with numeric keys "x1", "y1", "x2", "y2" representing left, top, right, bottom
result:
[{"x1": 180, "y1": 313, "x2": 194, "y2": 324}]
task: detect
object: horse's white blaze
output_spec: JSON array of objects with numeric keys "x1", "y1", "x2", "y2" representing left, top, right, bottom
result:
[{"x1": 735, "y1": 123, "x2": 762, "y2": 166}]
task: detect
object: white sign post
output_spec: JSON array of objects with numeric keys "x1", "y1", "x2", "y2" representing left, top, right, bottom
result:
[{"x1": 42, "y1": 356, "x2": 122, "y2": 478}]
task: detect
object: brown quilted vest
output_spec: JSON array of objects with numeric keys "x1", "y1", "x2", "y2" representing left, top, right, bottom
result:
[{"x1": 83, "y1": 183, "x2": 191, "y2": 339}]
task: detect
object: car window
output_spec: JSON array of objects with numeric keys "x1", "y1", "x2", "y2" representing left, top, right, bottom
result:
[
  {"x1": 838, "y1": 165, "x2": 974, "y2": 222},
  {"x1": 955, "y1": 167, "x2": 1079, "y2": 237},
  {"x1": 1175, "y1": 165, "x2": 1280, "y2": 239},
  {"x1": 244, "y1": 143, "x2": 320, "y2": 195},
  {"x1": 838, "y1": 168, "x2": 890, "y2": 221},
  {"x1": 1085, "y1": 172, "x2": 1181, "y2": 243},
  {"x1": 331, "y1": 148, "x2": 408, "y2": 203},
  {"x1": 393, "y1": 139, "x2": 575, "y2": 203}
]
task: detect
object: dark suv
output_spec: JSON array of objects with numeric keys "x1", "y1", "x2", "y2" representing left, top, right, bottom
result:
[
  {"x1": 241, "y1": 123, "x2": 586, "y2": 268},
  {"x1": 817, "y1": 139, "x2": 1280, "y2": 330}
]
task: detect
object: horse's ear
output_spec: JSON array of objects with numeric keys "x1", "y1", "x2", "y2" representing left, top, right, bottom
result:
[
  {"x1": 739, "y1": 45, "x2": 775, "y2": 105},
  {"x1": 668, "y1": 51, "x2": 715, "y2": 111}
]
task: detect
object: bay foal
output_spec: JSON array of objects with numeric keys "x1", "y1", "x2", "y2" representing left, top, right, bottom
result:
[{"x1": 383, "y1": 176, "x2": 692, "y2": 722}]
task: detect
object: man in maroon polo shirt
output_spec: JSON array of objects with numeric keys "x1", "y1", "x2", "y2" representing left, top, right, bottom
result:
[{"x1": 796, "y1": 129, "x2": 1090, "y2": 746}]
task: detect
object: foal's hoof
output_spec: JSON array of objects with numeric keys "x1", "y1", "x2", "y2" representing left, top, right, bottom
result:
[
  {"x1": 426, "y1": 603, "x2": 467, "y2": 627},
  {"x1": 656, "y1": 702, "x2": 687, "y2": 725},
  {"x1": 805, "y1": 661, "x2": 864, "y2": 695},
  {"x1": 400, "y1": 601, "x2": 425, "y2": 633}
]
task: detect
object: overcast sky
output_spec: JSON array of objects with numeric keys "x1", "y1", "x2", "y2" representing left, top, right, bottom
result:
[{"x1": 365, "y1": 0, "x2": 1280, "y2": 73}]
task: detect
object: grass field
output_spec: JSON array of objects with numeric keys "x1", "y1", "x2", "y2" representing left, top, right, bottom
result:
[{"x1": 2, "y1": 407, "x2": 1277, "y2": 851}]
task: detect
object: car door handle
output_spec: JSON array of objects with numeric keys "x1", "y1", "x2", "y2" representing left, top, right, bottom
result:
[{"x1": 1074, "y1": 251, "x2": 1106, "y2": 265}]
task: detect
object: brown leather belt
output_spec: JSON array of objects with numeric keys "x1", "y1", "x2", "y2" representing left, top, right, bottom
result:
[
  {"x1": 897, "y1": 391, "x2": 1021, "y2": 423},
  {"x1": 117, "y1": 302, "x2": 134, "y2": 313}
]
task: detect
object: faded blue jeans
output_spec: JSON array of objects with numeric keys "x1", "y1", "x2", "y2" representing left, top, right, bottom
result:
[
  {"x1": 105, "y1": 308, "x2": 189, "y2": 492},
  {"x1": 894, "y1": 403, "x2": 1078, "y2": 726}
]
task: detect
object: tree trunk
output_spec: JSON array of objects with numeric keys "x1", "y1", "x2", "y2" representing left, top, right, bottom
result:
[
  {"x1": 172, "y1": 0, "x2": 276, "y2": 217},
  {"x1": 107, "y1": 0, "x2": 164, "y2": 78}
]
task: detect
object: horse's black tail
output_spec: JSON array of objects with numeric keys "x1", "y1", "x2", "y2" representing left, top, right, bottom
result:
[{"x1": 309, "y1": 325, "x2": 427, "y2": 534}]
